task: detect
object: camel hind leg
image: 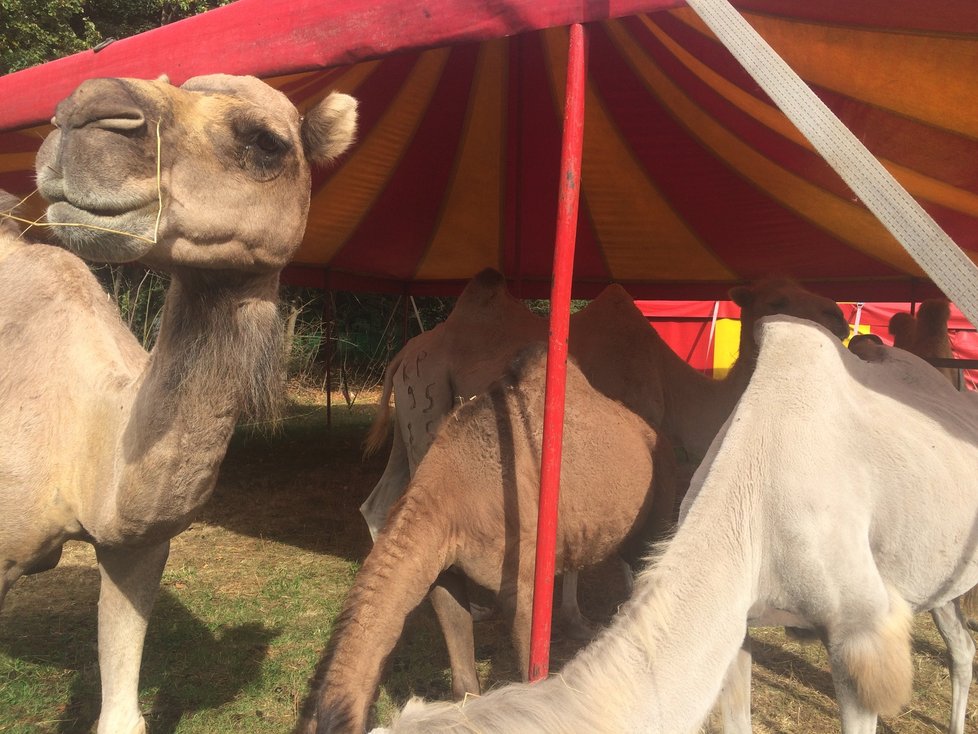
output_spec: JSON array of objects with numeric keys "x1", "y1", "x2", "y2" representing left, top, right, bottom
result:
[
  {"x1": 930, "y1": 598, "x2": 975, "y2": 734},
  {"x1": 428, "y1": 570, "x2": 479, "y2": 699},
  {"x1": 824, "y1": 586, "x2": 913, "y2": 734}
]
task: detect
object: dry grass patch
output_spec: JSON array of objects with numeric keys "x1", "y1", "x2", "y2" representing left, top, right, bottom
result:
[{"x1": 1, "y1": 386, "x2": 975, "y2": 733}]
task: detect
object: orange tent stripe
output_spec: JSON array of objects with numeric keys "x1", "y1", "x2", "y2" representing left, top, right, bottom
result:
[
  {"x1": 646, "y1": 15, "x2": 978, "y2": 220},
  {"x1": 608, "y1": 16, "x2": 921, "y2": 274},
  {"x1": 675, "y1": 9, "x2": 978, "y2": 140},
  {"x1": 417, "y1": 39, "x2": 507, "y2": 278},
  {"x1": 297, "y1": 49, "x2": 451, "y2": 263}
]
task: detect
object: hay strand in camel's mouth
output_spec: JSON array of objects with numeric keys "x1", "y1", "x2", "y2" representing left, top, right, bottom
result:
[{"x1": 0, "y1": 119, "x2": 164, "y2": 245}]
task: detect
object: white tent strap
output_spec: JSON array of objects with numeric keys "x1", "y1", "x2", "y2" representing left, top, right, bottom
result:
[
  {"x1": 707, "y1": 299, "x2": 720, "y2": 354},
  {"x1": 852, "y1": 302, "x2": 864, "y2": 335},
  {"x1": 686, "y1": 0, "x2": 978, "y2": 328}
]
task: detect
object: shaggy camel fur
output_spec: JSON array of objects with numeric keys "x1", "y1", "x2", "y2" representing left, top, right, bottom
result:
[
  {"x1": 0, "y1": 76, "x2": 356, "y2": 734},
  {"x1": 360, "y1": 273, "x2": 849, "y2": 644},
  {"x1": 370, "y1": 315, "x2": 978, "y2": 734},
  {"x1": 299, "y1": 345, "x2": 679, "y2": 734},
  {"x1": 720, "y1": 307, "x2": 975, "y2": 734}
]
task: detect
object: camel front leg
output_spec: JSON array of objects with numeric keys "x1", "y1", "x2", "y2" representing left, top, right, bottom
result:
[
  {"x1": 95, "y1": 540, "x2": 170, "y2": 734},
  {"x1": 930, "y1": 598, "x2": 975, "y2": 734},
  {"x1": 428, "y1": 570, "x2": 479, "y2": 699},
  {"x1": 718, "y1": 633, "x2": 752, "y2": 734},
  {"x1": 557, "y1": 571, "x2": 594, "y2": 641}
]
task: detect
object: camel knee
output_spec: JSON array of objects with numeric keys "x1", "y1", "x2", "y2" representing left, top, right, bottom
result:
[{"x1": 830, "y1": 592, "x2": 913, "y2": 717}]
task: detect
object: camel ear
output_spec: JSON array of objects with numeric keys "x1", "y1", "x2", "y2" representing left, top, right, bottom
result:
[
  {"x1": 302, "y1": 92, "x2": 358, "y2": 165},
  {"x1": 729, "y1": 285, "x2": 753, "y2": 308}
]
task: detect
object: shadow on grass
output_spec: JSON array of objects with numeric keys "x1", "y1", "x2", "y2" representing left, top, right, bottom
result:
[
  {"x1": 0, "y1": 566, "x2": 277, "y2": 734},
  {"x1": 198, "y1": 402, "x2": 383, "y2": 564}
]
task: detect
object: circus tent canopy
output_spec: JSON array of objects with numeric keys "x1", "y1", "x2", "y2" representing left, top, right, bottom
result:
[{"x1": 1, "y1": 0, "x2": 977, "y2": 301}]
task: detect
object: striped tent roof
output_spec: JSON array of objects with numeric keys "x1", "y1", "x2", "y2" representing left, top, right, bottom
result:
[{"x1": 1, "y1": 0, "x2": 976, "y2": 300}]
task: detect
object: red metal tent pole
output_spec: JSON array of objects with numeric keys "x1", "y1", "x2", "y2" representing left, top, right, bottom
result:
[{"x1": 528, "y1": 22, "x2": 587, "y2": 682}]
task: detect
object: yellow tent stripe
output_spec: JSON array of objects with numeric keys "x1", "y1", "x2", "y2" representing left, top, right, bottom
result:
[
  {"x1": 297, "y1": 48, "x2": 451, "y2": 262},
  {"x1": 417, "y1": 39, "x2": 507, "y2": 278},
  {"x1": 645, "y1": 15, "x2": 978, "y2": 219},
  {"x1": 608, "y1": 16, "x2": 922, "y2": 274},
  {"x1": 672, "y1": 8, "x2": 978, "y2": 141}
]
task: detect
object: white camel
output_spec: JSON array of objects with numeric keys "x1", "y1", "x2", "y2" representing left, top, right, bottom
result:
[
  {"x1": 718, "y1": 312, "x2": 975, "y2": 734},
  {"x1": 0, "y1": 75, "x2": 357, "y2": 734},
  {"x1": 361, "y1": 272, "x2": 849, "y2": 652},
  {"x1": 371, "y1": 315, "x2": 978, "y2": 734}
]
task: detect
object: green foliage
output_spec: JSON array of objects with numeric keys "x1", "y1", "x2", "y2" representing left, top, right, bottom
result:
[
  {"x1": 92, "y1": 263, "x2": 168, "y2": 350},
  {"x1": 0, "y1": 0, "x2": 232, "y2": 74}
]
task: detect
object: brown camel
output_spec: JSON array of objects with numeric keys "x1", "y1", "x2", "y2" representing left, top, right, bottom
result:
[
  {"x1": 361, "y1": 274, "x2": 850, "y2": 645},
  {"x1": 0, "y1": 75, "x2": 357, "y2": 734},
  {"x1": 300, "y1": 344, "x2": 679, "y2": 734},
  {"x1": 363, "y1": 275, "x2": 850, "y2": 536}
]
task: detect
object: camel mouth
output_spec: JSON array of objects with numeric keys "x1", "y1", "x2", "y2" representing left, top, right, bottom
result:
[{"x1": 45, "y1": 199, "x2": 159, "y2": 262}]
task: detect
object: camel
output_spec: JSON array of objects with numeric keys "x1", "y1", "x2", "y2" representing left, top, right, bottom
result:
[
  {"x1": 299, "y1": 344, "x2": 679, "y2": 734},
  {"x1": 361, "y1": 273, "x2": 850, "y2": 644},
  {"x1": 716, "y1": 306, "x2": 976, "y2": 734},
  {"x1": 887, "y1": 299, "x2": 961, "y2": 384},
  {"x1": 0, "y1": 75, "x2": 357, "y2": 734},
  {"x1": 370, "y1": 315, "x2": 978, "y2": 734}
]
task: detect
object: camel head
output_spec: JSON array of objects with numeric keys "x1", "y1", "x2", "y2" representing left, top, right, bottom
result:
[
  {"x1": 730, "y1": 279, "x2": 850, "y2": 353},
  {"x1": 888, "y1": 311, "x2": 916, "y2": 350},
  {"x1": 35, "y1": 74, "x2": 357, "y2": 272}
]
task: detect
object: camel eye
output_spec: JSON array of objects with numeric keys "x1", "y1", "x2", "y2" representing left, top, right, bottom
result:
[{"x1": 252, "y1": 130, "x2": 285, "y2": 154}]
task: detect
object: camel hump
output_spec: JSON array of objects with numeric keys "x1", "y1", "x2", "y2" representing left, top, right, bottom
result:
[
  {"x1": 503, "y1": 341, "x2": 590, "y2": 396},
  {"x1": 452, "y1": 268, "x2": 513, "y2": 313},
  {"x1": 915, "y1": 298, "x2": 951, "y2": 331},
  {"x1": 583, "y1": 283, "x2": 640, "y2": 314}
]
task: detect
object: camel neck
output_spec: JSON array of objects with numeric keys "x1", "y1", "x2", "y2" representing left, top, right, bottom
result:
[
  {"x1": 109, "y1": 270, "x2": 283, "y2": 541},
  {"x1": 387, "y1": 476, "x2": 758, "y2": 734},
  {"x1": 312, "y1": 486, "x2": 455, "y2": 732}
]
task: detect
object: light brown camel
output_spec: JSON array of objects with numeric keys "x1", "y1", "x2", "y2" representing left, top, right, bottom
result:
[
  {"x1": 299, "y1": 344, "x2": 679, "y2": 734},
  {"x1": 371, "y1": 315, "x2": 978, "y2": 734},
  {"x1": 361, "y1": 273, "x2": 850, "y2": 644},
  {"x1": 0, "y1": 75, "x2": 357, "y2": 734}
]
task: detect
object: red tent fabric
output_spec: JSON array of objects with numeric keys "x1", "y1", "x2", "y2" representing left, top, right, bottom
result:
[
  {"x1": 638, "y1": 298, "x2": 978, "y2": 386},
  {"x1": 2, "y1": 0, "x2": 978, "y2": 300}
]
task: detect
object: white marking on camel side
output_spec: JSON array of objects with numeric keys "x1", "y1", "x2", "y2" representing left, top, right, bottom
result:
[{"x1": 369, "y1": 315, "x2": 978, "y2": 734}]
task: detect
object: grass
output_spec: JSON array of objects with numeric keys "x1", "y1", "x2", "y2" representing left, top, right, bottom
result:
[{"x1": 1, "y1": 386, "x2": 976, "y2": 733}]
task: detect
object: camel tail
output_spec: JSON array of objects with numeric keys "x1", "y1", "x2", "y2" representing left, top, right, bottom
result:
[
  {"x1": 837, "y1": 590, "x2": 913, "y2": 717},
  {"x1": 363, "y1": 351, "x2": 403, "y2": 458}
]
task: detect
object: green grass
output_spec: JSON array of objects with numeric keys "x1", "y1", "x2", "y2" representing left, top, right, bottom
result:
[{"x1": 1, "y1": 388, "x2": 976, "y2": 733}]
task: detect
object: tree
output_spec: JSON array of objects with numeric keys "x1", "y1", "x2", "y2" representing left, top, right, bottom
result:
[{"x1": 0, "y1": 0, "x2": 231, "y2": 74}]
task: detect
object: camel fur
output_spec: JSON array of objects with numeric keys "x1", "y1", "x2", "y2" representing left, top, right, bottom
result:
[
  {"x1": 888, "y1": 300, "x2": 962, "y2": 387},
  {"x1": 0, "y1": 76, "x2": 357, "y2": 734},
  {"x1": 360, "y1": 273, "x2": 849, "y2": 650},
  {"x1": 298, "y1": 344, "x2": 679, "y2": 734},
  {"x1": 724, "y1": 304, "x2": 975, "y2": 734},
  {"x1": 369, "y1": 315, "x2": 978, "y2": 734}
]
